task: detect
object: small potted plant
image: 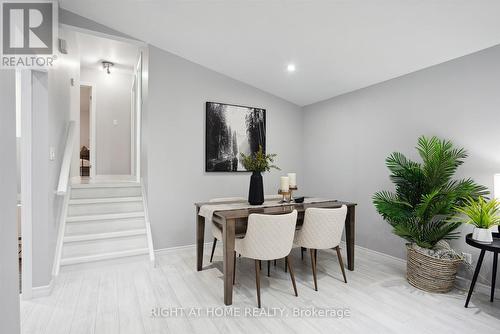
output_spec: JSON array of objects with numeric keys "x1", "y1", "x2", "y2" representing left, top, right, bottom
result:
[
  {"x1": 454, "y1": 197, "x2": 500, "y2": 243},
  {"x1": 241, "y1": 146, "x2": 280, "y2": 205}
]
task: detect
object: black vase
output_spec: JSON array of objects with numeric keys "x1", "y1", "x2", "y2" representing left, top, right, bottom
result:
[{"x1": 248, "y1": 171, "x2": 264, "y2": 205}]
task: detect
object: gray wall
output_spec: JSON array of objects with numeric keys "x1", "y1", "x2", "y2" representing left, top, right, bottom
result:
[
  {"x1": 31, "y1": 28, "x2": 80, "y2": 287},
  {"x1": 80, "y1": 86, "x2": 90, "y2": 148},
  {"x1": 81, "y1": 67, "x2": 133, "y2": 175},
  {"x1": 0, "y1": 70, "x2": 20, "y2": 333},
  {"x1": 144, "y1": 46, "x2": 304, "y2": 249},
  {"x1": 302, "y1": 45, "x2": 500, "y2": 284}
]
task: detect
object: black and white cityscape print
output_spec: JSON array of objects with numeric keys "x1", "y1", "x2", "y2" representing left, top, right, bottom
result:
[{"x1": 206, "y1": 102, "x2": 266, "y2": 172}]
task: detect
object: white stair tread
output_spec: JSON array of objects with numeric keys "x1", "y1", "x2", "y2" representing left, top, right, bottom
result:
[
  {"x1": 69, "y1": 197, "x2": 143, "y2": 205},
  {"x1": 66, "y1": 211, "x2": 144, "y2": 223},
  {"x1": 71, "y1": 183, "x2": 141, "y2": 189},
  {"x1": 64, "y1": 229, "x2": 147, "y2": 243},
  {"x1": 60, "y1": 248, "x2": 149, "y2": 266}
]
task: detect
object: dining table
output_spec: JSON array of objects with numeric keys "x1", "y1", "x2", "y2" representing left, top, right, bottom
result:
[{"x1": 194, "y1": 198, "x2": 357, "y2": 305}]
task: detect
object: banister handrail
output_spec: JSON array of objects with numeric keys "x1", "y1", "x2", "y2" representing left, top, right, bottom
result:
[{"x1": 56, "y1": 121, "x2": 76, "y2": 195}]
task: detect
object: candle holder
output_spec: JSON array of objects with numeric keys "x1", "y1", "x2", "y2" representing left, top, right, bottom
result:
[
  {"x1": 278, "y1": 189, "x2": 291, "y2": 203},
  {"x1": 289, "y1": 186, "x2": 298, "y2": 200},
  {"x1": 278, "y1": 186, "x2": 298, "y2": 203}
]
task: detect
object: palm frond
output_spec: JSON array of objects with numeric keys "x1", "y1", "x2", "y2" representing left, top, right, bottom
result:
[{"x1": 373, "y1": 135, "x2": 489, "y2": 249}]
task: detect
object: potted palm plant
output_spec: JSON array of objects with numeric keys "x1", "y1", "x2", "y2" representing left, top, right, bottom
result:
[
  {"x1": 373, "y1": 136, "x2": 488, "y2": 293},
  {"x1": 454, "y1": 197, "x2": 500, "y2": 243},
  {"x1": 241, "y1": 146, "x2": 280, "y2": 205}
]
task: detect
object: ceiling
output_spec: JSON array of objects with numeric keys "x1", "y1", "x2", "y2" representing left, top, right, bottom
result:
[
  {"x1": 77, "y1": 32, "x2": 139, "y2": 73},
  {"x1": 61, "y1": 0, "x2": 500, "y2": 106}
]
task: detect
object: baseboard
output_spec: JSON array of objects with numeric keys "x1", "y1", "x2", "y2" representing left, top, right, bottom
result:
[
  {"x1": 154, "y1": 242, "x2": 212, "y2": 255},
  {"x1": 344, "y1": 241, "x2": 500, "y2": 296},
  {"x1": 340, "y1": 241, "x2": 406, "y2": 265},
  {"x1": 29, "y1": 277, "x2": 55, "y2": 299},
  {"x1": 455, "y1": 274, "x2": 500, "y2": 296},
  {"x1": 155, "y1": 239, "x2": 500, "y2": 297}
]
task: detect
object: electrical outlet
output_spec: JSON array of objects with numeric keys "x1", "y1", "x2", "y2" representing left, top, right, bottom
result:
[
  {"x1": 49, "y1": 146, "x2": 56, "y2": 161},
  {"x1": 463, "y1": 252, "x2": 472, "y2": 264}
]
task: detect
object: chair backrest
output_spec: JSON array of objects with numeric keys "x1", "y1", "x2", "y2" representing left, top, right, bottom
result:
[
  {"x1": 239, "y1": 210, "x2": 297, "y2": 260},
  {"x1": 209, "y1": 197, "x2": 245, "y2": 203},
  {"x1": 295, "y1": 206, "x2": 347, "y2": 249}
]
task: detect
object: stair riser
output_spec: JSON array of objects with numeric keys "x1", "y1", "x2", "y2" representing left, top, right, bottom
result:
[
  {"x1": 62, "y1": 235, "x2": 147, "y2": 259},
  {"x1": 68, "y1": 201, "x2": 143, "y2": 216},
  {"x1": 71, "y1": 187, "x2": 142, "y2": 199},
  {"x1": 65, "y1": 219, "x2": 146, "y2": 236},
  {"x1": 60, "y1": 249, "x2": 148, "y2": 267}
]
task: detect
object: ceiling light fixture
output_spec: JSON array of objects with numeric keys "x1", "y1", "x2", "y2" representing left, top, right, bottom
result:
[
  {"x1": 287, "y1": 63, "x2": 296, "y2": 72},
  {"x1": 102, "y1": 61, "x2": 114, "y2": 74}
]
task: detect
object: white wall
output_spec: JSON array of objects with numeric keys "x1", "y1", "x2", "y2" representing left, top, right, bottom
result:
[
  {"x1": 80, "y1": 86, "x2": 90, "y2": 148},
  {"x1": 31, "y1": 28, "x2": 80, "y2": 287},
  {"x1": 302, "y1": 45, "x2": 500, "y2": 284},
  {"x1": 81, "y1": 67, "x2": 133, "y2": 175},
  {"x1": 144, "y1": 46, "x2": 304, "y2": 249},
  {"x1": 0, "y1": 70, "x2": 20, "y2": 333}
]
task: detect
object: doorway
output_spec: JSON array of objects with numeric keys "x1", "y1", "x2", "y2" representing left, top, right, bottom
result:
[
  {"x1": 79, "y1": 84, "x2": 94, "y2": 177},
  {"x1": 75, "y1": 31, "x2": 143, "y2": 180}
]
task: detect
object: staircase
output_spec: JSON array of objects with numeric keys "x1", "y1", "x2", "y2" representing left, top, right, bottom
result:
[{"x1": 57, "y1": 181, "x2": 154, "y2": 268}]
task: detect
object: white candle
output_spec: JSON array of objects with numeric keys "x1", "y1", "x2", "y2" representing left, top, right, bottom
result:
[
  {"x1": 280, "y1": 176, "x2": 290, "y2": 192},
  {"x1": 288, "y1": 173, "x2": 296, "y2": 187}
]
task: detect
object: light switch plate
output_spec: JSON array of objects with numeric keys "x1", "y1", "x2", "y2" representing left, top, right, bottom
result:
[
  {"x1": 49, "y1": 146, "x2": 56, "y2": 161},
  {"x1": 113, "y1": 119, "x2": 118, "y2": 126}
]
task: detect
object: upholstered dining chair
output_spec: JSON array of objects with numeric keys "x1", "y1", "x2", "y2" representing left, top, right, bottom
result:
[
  {"x1": 234, "y1": 210, "x2": 298, "y2": 308},
  {"x1": 209, "y1": 197, "x2": 246, "y2": 263},
  {"x1": 294, "y1": 206, "x2": 348, "y2": 291}
]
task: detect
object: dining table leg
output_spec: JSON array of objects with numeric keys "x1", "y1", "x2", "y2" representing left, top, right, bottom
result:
[
  {"x1": 223, "y1": 218, "x2": 236, "y2": 305},
  {"x1": 196, "y1": 212, "x2": 205, "y2": 271},
  {"x1": 345, "y1": 206, "x2": 355, "y2": 271}
]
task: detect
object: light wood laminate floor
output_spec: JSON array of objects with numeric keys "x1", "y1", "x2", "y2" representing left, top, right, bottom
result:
[{"x1": 21, "y1": 245, "x2": 500, "y2": 334}]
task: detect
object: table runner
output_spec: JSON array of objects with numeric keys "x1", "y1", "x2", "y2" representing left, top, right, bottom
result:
[{"x1": 199, "y1": 198, "x2": 335, "y2": 225}]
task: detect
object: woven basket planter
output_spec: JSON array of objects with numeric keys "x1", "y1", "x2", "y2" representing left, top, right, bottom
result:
[{"x1": 406, "y1": 244, "x2": 462, "y2": 293}]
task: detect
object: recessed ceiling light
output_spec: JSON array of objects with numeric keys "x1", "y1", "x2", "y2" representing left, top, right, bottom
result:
[{"x1": 287, "y1": 63, "x2": 296, "y2": 72}]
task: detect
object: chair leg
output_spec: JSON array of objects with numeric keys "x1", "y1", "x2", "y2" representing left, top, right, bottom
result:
[
  {"x1": 301, "y1": 247, "x2": 305, "y2": 260},
  {"x1": 310, "y1": 249, "x2": 318, "y2": 291},
  {"x1": 335, "y1": 246, "x2": 347, "y2": 283},
  {"x1": 315, "y1": 249, "x2": 318, "y2": 264},
  {"x1": 284, "y1": 257, "x2": 288, "y2": 273},
  {"x1": 255, "y1": 260, "x2": 261, "y2": 308},
  {"x1": 233, "y1": 251, "x2": 236, "y2": 285},
  {"x1": 286, "y1": 255, "x2": 298, "y2": 297},
  {"x1": 274, "y1": 259, "x2": 276, "y2": 266},
  {"x1": 267, "y1": 260, "x2": 271, "y2": 277},
  {"x1": 210, "y1": 238, "x2": 217, "y2": 263}
]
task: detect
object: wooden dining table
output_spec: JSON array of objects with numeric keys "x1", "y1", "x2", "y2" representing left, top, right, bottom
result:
[{"x1": 194, "y1": 199, "x2": 357, "y2": 305}]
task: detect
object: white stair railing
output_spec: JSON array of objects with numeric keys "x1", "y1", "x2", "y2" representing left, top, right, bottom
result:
[
  {"x1": 56, "y1": 121, "x2": 76, "y2": 195},
  {"x1": 141, "y1": 181, "x2": 156, "y2": 267},
  {"x1": 53, "y1": 121, "x2": 76, "y2": 276}
]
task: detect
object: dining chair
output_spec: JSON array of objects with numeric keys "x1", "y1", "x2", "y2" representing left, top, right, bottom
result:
[
  {"x1": 209, "y1": 197, "x2": 246, "y2": 263},
  {"x1": 234, "y1": 210, "x2": 298, "y2": 308},
  {"x1": 294, "y1": 206, "x2": 348, "y2": 291}
]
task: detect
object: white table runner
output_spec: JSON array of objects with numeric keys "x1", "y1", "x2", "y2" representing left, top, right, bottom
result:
[{"x1": 199, "y1": 198, "x2": 334, "y2": 224}]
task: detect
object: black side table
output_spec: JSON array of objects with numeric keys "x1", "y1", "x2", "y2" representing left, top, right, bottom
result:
[{"x1": 464, "y1": 232, "x2": 499, "y2": 307}]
